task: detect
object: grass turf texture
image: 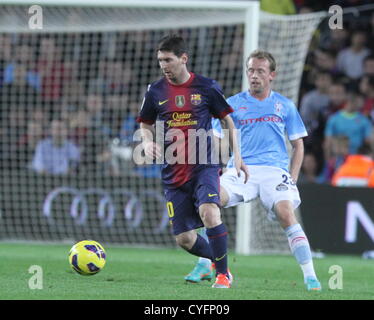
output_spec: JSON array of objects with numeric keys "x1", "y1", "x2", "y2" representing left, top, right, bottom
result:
[{"x1": 0, "y1": 242, "x2": 373, "y2": 300}]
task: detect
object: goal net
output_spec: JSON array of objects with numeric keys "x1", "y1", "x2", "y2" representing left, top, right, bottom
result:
[{"x1": 0, "y1": 1, "x2": 326, "y2": 254}]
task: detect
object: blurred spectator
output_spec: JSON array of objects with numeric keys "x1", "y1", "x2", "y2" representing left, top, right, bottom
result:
[
  {"x1": 331, "y1": 143, "x2": 373, "y2": 187},
  {"x1": 326, "y1": 82, "x2": 348, "y2": 115},
  {"x1": 0, "y1": 35, "x2": 12, "y2": 62},
  {"x1": 336, "y1": 30, "x2": 371, "y2": 80},
  {"x1": 0, "y1": 63, "x2": 39, "y2": 107},
  {"x1": 86, "y1": 93, "x2": 105, "y2": 128},
  {"x1": 3, "y1": 45, "x2": 41, "y2": 91},
  {"x1": 219, "y1": 32, "x2": 243, "y2": 95},
  {"x1": 319, "y1": 135, "x2": 349, "y2": 184},
  {"x1": 68, "y1": 108, "x2": 90, "y2": 145},
  {"x1": 18, "y1": 120, "x2": 44, "y2": 168},
  {"x1": 368, "y1": 12, "x2": 374, "y2": 52},
  {"x1": 320, "y1": 28, "x2": 350, "y2": 53},
  {"x1": 31, "y1": 119, "x2": 80, "y2": 175},
  {"x1": 300, "y1": 49, "x2": 341, "y2": 100},
  {"x1": 300, "y1": 71, "x2": 332, "y2": 135},
  {"x1": 30, "y1": 108, "x2": 49, "y2": 128},
  {"x1": 316, "y1": 81, "x2": 348, "y2": 134},
  {"x1": 0, "y1": 35, "x2": 12, "y2": 85},
  {"x1": 298, "y1": 152, "x2": 320, "y2": 184},
  {"x1": 116, "y1": 100, "x2": 161, "y2": 178},
  {"x1": 120, "y1": 101, "x2": 139, "y2": 144},
  {"x1": 304, "y1": 82, "x2": 347, "y2": 168},
  {"x1": 37, "y1": 38, "x2": 66, "y2": 103},
  {"x1": 61, "y1": 79, "x2": 86, "y2": 106},
  {"x1": 3, "y1": 62, "x2": 40, "y2": 91},
  {"x1": 324, "y1": 90, "x2": 372, "y2": 160},
  {"x1": 88, "y1": 59, "x2": 107, "y2": 94},
  {"x1": 68, "y1": 104, "x2": 112, "y2": 175},
  {"x1": 79, "y1": 121, "x2": 112, "y2": 175},
  {"x1": 133, "y1": 163, "x2": 162, "y2": 179},
  {"x1": 0, "y1": 107, "x2": 27, "y2": 165},
  {"x1": 369, "y1": 170, "x2": 374, "y2": 187},
  {"x1": 106, "y1": 60, "x2": 131, "y2": 95},
  {"x1": 260, "y1": 0, "x2": 296, "y2": 14},
  {"x1": 104, "y1": 96, "x2": 136, "y2": 175},
  {"x1": 63, "y1": 60, "x2": 80, "y2": 82},
  {"x1": 298, "y1": 6, "x2": 313, "y2": 14},
  {"x1": 104, "y1": 94, "x2": 129, "y2": 137},
  {"x1": 88, "y1": 60, "x2": 130, "y2": 96},
  {"x1": 313, "y1": 49, "x2": 339, "y2": 76},
  {"x1": 363, "y1": 54, "x2": 374, "y2": 76},
  {"x1": 359, "y1": 75, "x2": 374, "y2": 123},
  {"x1": 65, "y1": 93, "x2": 108, "y2": 142},
  {"x1": 61, "y1": 60, "x2": 85, "y2": 106}
]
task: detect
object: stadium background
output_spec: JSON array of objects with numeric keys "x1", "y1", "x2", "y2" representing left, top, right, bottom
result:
[{"x1": 0, "y1": 0, "x2": 373, "y2": 300}]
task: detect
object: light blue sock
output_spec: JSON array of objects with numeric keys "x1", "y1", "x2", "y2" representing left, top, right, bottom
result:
[
  {"x1": 285, "y1": 223, "x2": 312, "y2": 265},
  {"x1": 197, "y1": 228, "x2": 211, "y2": 266},
  {"x1": 285, "y1": 223, "x2": 317, "y2": 280}
]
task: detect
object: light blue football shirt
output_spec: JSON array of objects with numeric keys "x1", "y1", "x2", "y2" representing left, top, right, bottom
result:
[{"x1": 212, "y1": 90, "x2": 307, "y2": 172}]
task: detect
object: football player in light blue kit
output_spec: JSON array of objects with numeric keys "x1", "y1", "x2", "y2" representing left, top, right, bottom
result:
[{"x1": 185, "y1": 50, "x2": 321, "y2": 291}]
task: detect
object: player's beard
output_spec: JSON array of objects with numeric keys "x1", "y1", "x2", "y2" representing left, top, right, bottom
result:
[
  {"x1": 249, "y1": 83, "x2": 264, "y2": 95},
  {"x1": 163, "y1": 70, "x2": 177, "y2": 83}
]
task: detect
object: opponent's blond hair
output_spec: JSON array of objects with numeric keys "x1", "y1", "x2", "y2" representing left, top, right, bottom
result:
[{"x1": 246, "y1": 50, "x2": 276, "y2": 72}]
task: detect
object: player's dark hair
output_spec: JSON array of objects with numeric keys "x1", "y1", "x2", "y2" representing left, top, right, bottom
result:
[
  {"x1": 157, "y1": 35, "x2": 188, "y2": 57},
  {"x1": 246, "y1": 50, "x2": 276, "y2": 72}
]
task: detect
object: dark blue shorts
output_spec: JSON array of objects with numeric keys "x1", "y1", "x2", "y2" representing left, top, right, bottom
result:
[{"x1": 164, "y1": 167, "x2": 221, "y2": 235}]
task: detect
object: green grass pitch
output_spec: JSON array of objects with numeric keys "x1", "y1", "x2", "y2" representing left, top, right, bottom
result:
[{"x1": 0, "y1": 242, "x2": 373, "y2": 300}]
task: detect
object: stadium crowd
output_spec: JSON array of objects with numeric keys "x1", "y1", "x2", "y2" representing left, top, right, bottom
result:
[
  {"x1": 0, "y1": 35, "x2": 142, "y2": 177},
  {"x1": 0, "y1": 1, "x2": 373, "y2": 187},
  {"x1": 297, "y1": 8, "x2": 374, "y2": 187},
  {"x1": 260, "y1": 0, "x2": 374, "y2": 187}
]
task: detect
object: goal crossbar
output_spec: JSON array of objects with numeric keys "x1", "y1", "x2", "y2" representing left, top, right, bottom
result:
[{"x1": 2, "y1": 0, "x2": 259, "y2": 10}]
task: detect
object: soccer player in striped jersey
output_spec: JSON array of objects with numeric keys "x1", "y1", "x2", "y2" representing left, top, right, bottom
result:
[
  {"x1": 185, "y1": 50, "x2": 322, "y2": 291},
  {"x1": 136, "y1": 35, "x2": 248, "y2": 288}
]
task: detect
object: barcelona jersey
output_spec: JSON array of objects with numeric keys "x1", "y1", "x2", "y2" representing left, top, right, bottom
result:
[{"x1": 137, "y1": 72, "x2": 233, "y2": 188}]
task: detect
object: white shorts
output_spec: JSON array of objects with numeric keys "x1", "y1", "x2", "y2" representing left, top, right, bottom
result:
[{"x1": 220, "y1": 165, "x2": 301, "y2": 221}]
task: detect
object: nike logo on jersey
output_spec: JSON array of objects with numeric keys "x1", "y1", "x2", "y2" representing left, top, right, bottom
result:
[
  {"x1": 238, "y1": 107, "x2": 248, "y2": 111},
  {"x1": 208, "y1": 193, "x2": 218, "y2": 197},
  {"x1": 158, "y1": 99, "x2": 169, "y2": 105},
  {"x1": 215, "y1": 253, "x2": 227, "y2": 261}
]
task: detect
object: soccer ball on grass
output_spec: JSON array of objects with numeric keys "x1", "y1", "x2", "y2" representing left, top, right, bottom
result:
[{"x1": 68, "y1": 240, "x2": 106, "y2": 276}]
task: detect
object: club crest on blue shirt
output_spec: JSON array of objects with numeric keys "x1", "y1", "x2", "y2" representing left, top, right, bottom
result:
[
  {"x1": 190, "y1": 94, "x2": 202, "y2": 106},
  {"x1": 276, "y1": 183, "x2": 288, "y2": 191},
  {"x1": 175, "y1": 95, "x2": 185, "y2": 108},
  {"x1": 274, "y1": 101, "x2": 283, "y2": 114}
]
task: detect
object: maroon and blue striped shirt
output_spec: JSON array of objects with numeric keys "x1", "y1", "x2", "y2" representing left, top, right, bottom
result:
[{"x1": 137, "y1": 72, "x2": 233, "y2": 188}]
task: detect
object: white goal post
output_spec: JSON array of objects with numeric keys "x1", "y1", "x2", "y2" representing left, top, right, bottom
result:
[{"x1": 0, "y1": 0, "x2": 326, "y2": 255}]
